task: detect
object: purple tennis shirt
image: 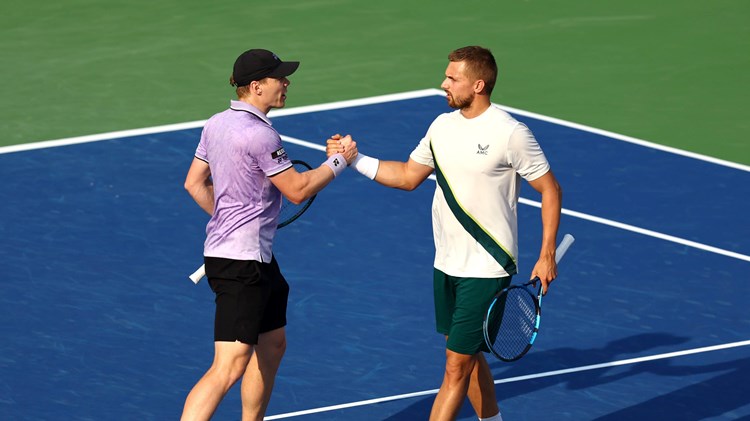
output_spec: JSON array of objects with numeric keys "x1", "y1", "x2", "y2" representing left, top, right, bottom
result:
[{"x1": 194, "y1": 100, "x2": 292, "y2": 263}]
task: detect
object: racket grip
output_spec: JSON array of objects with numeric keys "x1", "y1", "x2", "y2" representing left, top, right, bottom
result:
[
  {"x1": 555, "y1": 234, "x2": 575, "y2": 264},
  {"x1": 189, "y1": 264, "x2": 206, "y2": 284}
]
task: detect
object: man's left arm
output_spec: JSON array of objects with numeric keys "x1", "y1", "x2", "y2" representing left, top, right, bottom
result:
[{"x1": 527, "y1": 170, "x2": 562, "y2": 294}]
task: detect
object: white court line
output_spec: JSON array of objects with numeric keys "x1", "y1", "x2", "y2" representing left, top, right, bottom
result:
[
  {"x1": 425, "y1": 175, "x2": 750, "y2": 263},
  {"x1": 0, "y1": 89, "x2": 441, "y2": 155},
  {"x1": 281, "y1": 135, "x2": 325, "y2": 152},
  {"x1": 2, "y1": 88, "x2": 749, "y2": 174},
  {"x1": 265, "y1": 340, "x2": 750, "y2": 420},
  {"x1": 518, "y1": 197, "x2": 750, "y2": 263},
  {"x1": 253, "y1": 135, "x2": 750, "y2": 263},
  {"x1": 260, "y1": 143, "x2": 749, "y2": 262}
]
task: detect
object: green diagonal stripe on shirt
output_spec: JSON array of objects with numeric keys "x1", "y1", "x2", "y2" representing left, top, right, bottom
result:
[{"x1": 430, "y1": 143, "x2": 517, "y2": 275}]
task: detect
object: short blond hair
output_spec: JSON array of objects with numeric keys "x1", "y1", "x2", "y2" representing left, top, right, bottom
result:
[
  {"x1": 448, "y1": 46, "x2": 498, "y2": 95},
  {"x1": 229, "y1": 75, "x2": 253, "y2": 99}
]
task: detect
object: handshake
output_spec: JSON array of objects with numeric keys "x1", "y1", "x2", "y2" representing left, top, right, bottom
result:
[
  {"x1": 326, "y1": 134, "x2": 358, "y2": 164},
  {"x1": 325, "y1": 133, "x2": 380, "y2": 180}
]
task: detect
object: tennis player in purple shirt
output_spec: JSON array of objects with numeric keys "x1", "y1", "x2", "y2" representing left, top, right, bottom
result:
[{"x1": 181, "y1": 48, "x2": 358, "y2": 420}]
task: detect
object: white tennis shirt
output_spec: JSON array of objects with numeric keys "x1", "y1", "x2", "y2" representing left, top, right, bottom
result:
[{"x1": 410, "y1": 105, "x2": 550, "y2": 278}]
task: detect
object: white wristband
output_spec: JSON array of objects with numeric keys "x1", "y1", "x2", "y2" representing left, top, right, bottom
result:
[
  {"x1": 323, "y1": 153, "x2": 347, "y2": 177},
  {"x1": 351, "y1": 154, "x2": 379, "y2": 180}
]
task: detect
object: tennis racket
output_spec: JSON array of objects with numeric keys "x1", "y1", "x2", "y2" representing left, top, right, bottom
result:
[
  {"x1": 483, "y1": 233, "x2": 575, "y2": 362},
  {"x1": 188, "y1": 160, "x2": 316, "y2": 284}
]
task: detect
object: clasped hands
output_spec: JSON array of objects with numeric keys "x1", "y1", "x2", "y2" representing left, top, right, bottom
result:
[{"x1": 326, "y1": 134, "x2": 358, "y2": 164}]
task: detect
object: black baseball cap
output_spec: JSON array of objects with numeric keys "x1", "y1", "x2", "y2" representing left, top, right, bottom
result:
[{"x1": 232, "y1": 49, "x2": 300, "y2": 87}]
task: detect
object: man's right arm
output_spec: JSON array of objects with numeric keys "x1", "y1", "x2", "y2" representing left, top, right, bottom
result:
[
  {"x1": 184, "y1": 157, "x2": 214, "y2": 215},
  {"x1": 271, "y1": 140, "x2": 358, "y2": 204},
  {"x1": 326, "y1": 136, "x2": 433, "y2": 191},
  {"x1": 372, "y1": 159, "x2": 433, "y2": 191}
]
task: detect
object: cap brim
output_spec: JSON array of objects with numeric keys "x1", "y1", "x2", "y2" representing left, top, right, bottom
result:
[{"x1": 267, "y1": 61, "x2": 299, "y2": 78}]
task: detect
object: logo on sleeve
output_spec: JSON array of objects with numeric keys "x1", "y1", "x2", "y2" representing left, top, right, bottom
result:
[
  {"x1": 477, "y1": 144, "x2": 489, "y2": 155},
  {"x1": 271, "y1": 147, "x2": 289, "y2": 163}
]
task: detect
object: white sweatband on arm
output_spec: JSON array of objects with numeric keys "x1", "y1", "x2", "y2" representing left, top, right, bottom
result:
[
  {"x1": 323, "y1": 153, "x2": 347, "y2": 177},
  {"x1": 351, "y1": 154, "x2": 379, "y2": 180}
]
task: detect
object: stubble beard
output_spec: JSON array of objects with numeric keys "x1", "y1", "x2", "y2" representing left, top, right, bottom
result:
[{"x1": 446, "y1": 91, "x2": 474, "y2": 110}]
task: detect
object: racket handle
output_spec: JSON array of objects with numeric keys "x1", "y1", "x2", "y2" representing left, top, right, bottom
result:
[
  {"x1": 555, "y1": 234, "x2": 575, "y2": 264},
  {"x1": 527, "y1": 234, "x2": 576, "y2": 291},
  {"x1": 189, "y1": 264, "x2": 206, "y2": 284}
]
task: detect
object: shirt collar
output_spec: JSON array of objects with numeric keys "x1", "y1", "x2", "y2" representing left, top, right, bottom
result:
[{"x1": 229, "y1": 100, "x2": 272, "y2": 126}]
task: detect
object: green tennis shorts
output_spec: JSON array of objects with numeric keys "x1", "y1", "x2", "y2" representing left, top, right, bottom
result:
[{"x1": 433, "y1": 268, "x2": 511, "y2": 355}]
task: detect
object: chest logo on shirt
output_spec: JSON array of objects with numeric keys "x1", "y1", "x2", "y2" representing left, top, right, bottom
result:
[
  {"x1": 477, "y1": 144, "x2": 489, "y2": 155},
  {"x1": 271, "y1": 147, "x2": 288, "y2": 163}
]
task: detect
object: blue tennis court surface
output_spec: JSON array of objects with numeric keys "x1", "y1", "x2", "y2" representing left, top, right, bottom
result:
[{"x1": 1, "y1": 90, "x2": 748, "y2": 420}]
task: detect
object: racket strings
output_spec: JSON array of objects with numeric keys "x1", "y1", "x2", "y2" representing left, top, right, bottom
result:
[{"x1": 487, "y1": 288, "x2": 539, "y2": 360}]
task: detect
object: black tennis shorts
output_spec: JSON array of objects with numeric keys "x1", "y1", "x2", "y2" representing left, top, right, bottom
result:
[{"x1": 204, "y1": 256, "x2": 289, "y2": 345}]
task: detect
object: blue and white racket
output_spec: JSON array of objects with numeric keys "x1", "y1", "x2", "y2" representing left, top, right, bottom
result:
[{"x1": 483, "y1": 234, "x2": 575, "y2": 361}]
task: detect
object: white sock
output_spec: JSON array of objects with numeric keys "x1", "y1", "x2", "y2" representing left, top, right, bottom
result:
[{"x1": 479, "y1": 412, "x2": 503, "y2": 421}]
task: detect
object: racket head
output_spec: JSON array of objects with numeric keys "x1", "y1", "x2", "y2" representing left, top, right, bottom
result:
[
  {"x1": 483, "y1": 281, "x2": 542, "y2": 362},
  {"x1": 277, "y1": 160, "x2": 316, "y2": 228}
]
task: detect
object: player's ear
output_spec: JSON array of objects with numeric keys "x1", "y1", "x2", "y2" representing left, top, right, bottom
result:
[
  {"x1": 250, "y1": 80, "x2": 263, "y2": 95},
  {"x1": 473, "y1": 79, "x2": 485, "y2": 94}
]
